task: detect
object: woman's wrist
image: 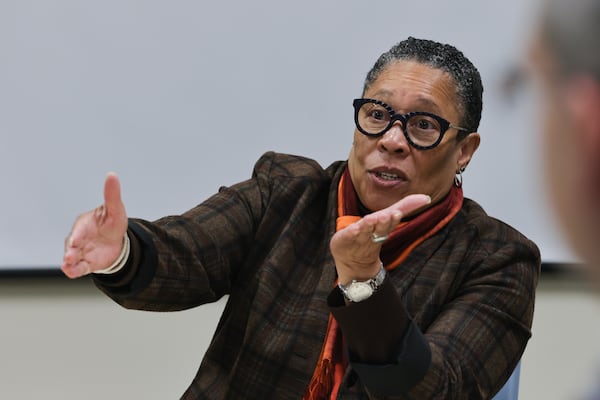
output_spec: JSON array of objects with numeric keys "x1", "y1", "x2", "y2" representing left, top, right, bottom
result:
[{"x1": 93, "y1": 233, "x2": 130, "y2": 275}]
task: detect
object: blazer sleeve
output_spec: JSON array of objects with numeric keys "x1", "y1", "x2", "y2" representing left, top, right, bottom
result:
[
  {"x1": 329, "y1": 279, "x2": 432, "y2": 394},
  {"x1": 92, "y1": 151, "x2": 334, "y2": 313},
  {"x1": 92, "y1": 153, "x2": 277, "y2": 311}
]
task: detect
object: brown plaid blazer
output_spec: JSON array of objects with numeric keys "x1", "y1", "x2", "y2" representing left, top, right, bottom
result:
[{"x1": 95, "y1": 152, "x2": 540, "y2": 399}]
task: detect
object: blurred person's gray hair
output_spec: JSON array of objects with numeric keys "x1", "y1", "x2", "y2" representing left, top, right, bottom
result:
[{"x1": 541, "y1": 0, "x2": 600, "y2": 78}]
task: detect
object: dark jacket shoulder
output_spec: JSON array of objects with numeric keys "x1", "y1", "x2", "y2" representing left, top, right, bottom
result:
[
  {"x1": 253, "y1": 151, "x2": 345, "y2": 181},
  {"x1": 454, "y1": 197, "x2": 540, "y2": 260}
]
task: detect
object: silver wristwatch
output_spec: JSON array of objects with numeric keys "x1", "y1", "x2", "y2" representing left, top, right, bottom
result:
[{"x1": 338, "y1": 263, "x2": 386, "y2": 302}]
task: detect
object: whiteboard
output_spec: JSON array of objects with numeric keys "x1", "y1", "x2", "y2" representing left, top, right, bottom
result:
[{"x1": 0, "y1": 0, "x2": 575, "y2": 269}]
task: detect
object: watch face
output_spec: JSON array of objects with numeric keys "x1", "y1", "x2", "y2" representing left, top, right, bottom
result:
[{"x1": 346, "y1": 282, "x2": 374, "y2": 302}]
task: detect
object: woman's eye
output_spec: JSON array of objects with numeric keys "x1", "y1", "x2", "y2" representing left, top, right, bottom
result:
[
  {"x1": 371, "y1": 110, "x2": 385, "y2": 120},
  {"x1": 415, "y1": 118, "x2": 437, "y2": 130},
  {"x1": 419, "y1": 120, "x2": 431, "y2": 129}
]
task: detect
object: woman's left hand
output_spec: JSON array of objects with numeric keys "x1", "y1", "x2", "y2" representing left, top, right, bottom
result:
[{"x1": 331, "y1": 194, "x2": 430, "y2": 285}]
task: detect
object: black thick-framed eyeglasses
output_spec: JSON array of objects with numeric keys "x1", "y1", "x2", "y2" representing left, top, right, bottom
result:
[{"x1": 353, "y1": 98, "x2": 470, "y2": 150}]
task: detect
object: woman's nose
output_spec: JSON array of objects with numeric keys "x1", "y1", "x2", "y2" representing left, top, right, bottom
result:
[{"x1": 377, "y1": 122, "x2": 410, "y2": 154}]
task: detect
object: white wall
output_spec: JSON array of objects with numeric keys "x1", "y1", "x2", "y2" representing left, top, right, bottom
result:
[{"x1": 0, "y1": 0, "x2": 576, "y2": 270}]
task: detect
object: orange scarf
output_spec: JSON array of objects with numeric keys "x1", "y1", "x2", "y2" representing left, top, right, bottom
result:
[{"x1": 303, "y1": 167, "x2": 463, "y2": 399}]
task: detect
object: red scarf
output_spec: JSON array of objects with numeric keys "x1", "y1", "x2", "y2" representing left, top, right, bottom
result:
[{"x1": 303, "y1": 167, "x2": 463, "y2": 400}]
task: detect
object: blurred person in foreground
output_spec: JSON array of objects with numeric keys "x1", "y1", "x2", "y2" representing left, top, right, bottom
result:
[
  {"x1": 61, "y1": 37, "x2": 540, "y2": 399},
  {"x1": 529, "y1": 0, "x2": 600, "y2": 398},
  {"x1": 529, "y1": 0, "x2": 600, "y2": 283}
]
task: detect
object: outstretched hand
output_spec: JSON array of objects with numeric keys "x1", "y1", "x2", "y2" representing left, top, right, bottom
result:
[
  {"x1": 330, "y1": 194, "x2": 431, "y2": 285},
  {"x1": 61, "y1": 172, "x2": 128, "y2": 278}
]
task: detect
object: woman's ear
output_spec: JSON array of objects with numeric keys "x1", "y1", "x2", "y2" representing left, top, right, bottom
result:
[{"x1": 457, "y1": 132, "x2": 481, "y2": 169}]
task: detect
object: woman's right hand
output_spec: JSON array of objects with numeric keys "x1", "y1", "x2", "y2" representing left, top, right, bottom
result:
[{"x1": 61, "y1": 172, "x2": 129, "y2": 278}]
